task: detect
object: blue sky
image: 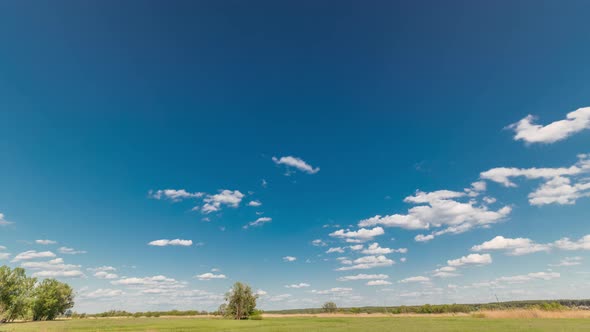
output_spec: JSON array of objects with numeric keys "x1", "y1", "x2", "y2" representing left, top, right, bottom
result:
[{"x1": 1, "y1": 1, "x2": 590, "y2": 313}]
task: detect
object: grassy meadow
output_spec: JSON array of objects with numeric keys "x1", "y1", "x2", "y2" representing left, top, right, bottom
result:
[{"x1": 1, "y1": 314, "x2": 590, "y2": 332}]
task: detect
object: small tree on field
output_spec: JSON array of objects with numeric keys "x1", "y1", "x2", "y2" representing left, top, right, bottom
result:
[
  {"x1": 322, "y1": 301, "x2": 338, "y2": 313},
  {"x1": 223, "y1": 282, "x2": 258, "y2": 320},
  {"x1": 0, "y1": 266, "x2": 36, "y2": 322},
  {"x1": 31, "y1": 279, "x2": 74, "y2": 321}
]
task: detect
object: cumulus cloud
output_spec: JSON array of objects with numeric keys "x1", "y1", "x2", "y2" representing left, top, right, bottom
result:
[
  {"x1": 149, "y1": 189, "x2": 203, "y2": 201},
  {"x1": 497, "y1": 272, "x2": 560, "y2": 283},
  {"x1": 550, "y1": 256, "x2": 582, "y2": 267},
  {"x1": 36, "y1": 239, "x2": 57, "y2": 245},
  {"x1": 22, "y1": 258, "x2": 85, "y2": 278},
  {"x1": 361, "y1": 243, "x2": 407, "y2": 255},
  {"x1": 508, "y1": 107, "x2": 590, "y2": 144},
  {"x1": 148, "y1": 239, "x2": 193, "y2": 247},
  {"x1": 329, "y1": 227, "x2": 384, "y2": 243},
  {"x1": 32, "y1": 270, "x2": 85, "y2": 278},
  {"x1": 399, "y1": 276, "x2": 430, "y2": 283},
  {"x1": 58, "y1": 247, "x2": 87, "y2": 255},
  {"x1": 83, "y1": 288, "x2": 124, "y2": 299},
  {"x1": 199, "y1": 190, "x2": 244, "y2": 214},
  {"x1": 336, "y1": 255, "x2": 394, "y2": 271},
  {"x1": 553, "y1": 235, "x2": 590, "y2": 250},
  {"x1": 245, "y1": 217, "x2": 272, "y2": 228},
  {"x1": 283, "y1": 256, "x2": 297, "y2": 262},
  {"x1": 0, "y1": 213, "x2": 12, "y2": 226},
  {"x1": 0, "y1": 253, "x2": 10, "y2": 260},
  {"x1": 312, "y1": 239, "x2": 327, "y2": 247},
  {"x1": 471, "y1": 236, "x2": 551, "y2": 255},
  {"x1": 415, "y1": 234, "x2": 435, "y2": 242},
  {"x1": 326, "y1": 247, "x2": 345, "y2": 254},
  {"x1": 12, "y1": 250, "x2": 56, "y2": 262},
  {"x1": 337, "y1": 274, "x2": 389, "y2": 281},
  {"x1": 195, "y1": 273, "x2": 227, "y2": 280},
  {"x1": 111, "y1": 275, "x2": 185, "y2": 290},
  {"x1": 94, "y1": 271, "x2": 119, "y2": 279},
  {"x1": 432, "y1": 266, "x2": 460, "y2": 278},
  {"x1": 360, "y1": 190, "x2": 511, "y2": 242},
  {"x1": 272, "y1": 156, "x2": 320, "y2": 174},
  {"x1": 310, "y1": 288, "x2": 352, "y2": 295},
  {"x1": 481, "y1": 154, "x2": 590, "y2": 206},
  {"x1": 367, "y1": 280, "x2": 391, "y2": 286},
  {"x1": 248, "y1": 200, "x2": 262, "y2": 207},
  {"x1": 447, "y1": 254, "x2": 492, "y2": 267},
  {"x1": 285, "y1": 283, "x2": 310, "y2": 289}
]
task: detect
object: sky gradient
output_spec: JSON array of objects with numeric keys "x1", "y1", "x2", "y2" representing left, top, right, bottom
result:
[{"x1": 1, "y1": 1, "x2": 590, "y2": 313}]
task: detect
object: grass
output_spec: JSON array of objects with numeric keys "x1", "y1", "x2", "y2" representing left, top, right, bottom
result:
[{"x1": 1, "y1": 315, "x2": 590, "y2": 332}]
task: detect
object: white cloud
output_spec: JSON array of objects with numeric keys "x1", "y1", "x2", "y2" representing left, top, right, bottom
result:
[
  {"x1": 349, "y1": 245, "x2": 363, "y2": 251},
  {"x1": 447, "y1": 254, "x2": 492, "y2": 267},
  {"x1": 285, "y1": 283, "x2": 310, "y2": 289},
  {"x1": 528, "y1": 176, "x2": 590, "y2": 206},
  {"x1": 272, "y1": 156, "x2": 320, "y2": 174},
  {"x1": 553, "y1": 235, "x2": 590, "y2": 250},
  {"x1": 94, "y1": 271, "x2": 118, "y2": 279},
  {"x1": 329, "y1": 227, "x2": 384, "y2": 243},
  {"x1": 399, "y1": 276, "x2": 430, "y2": 283},
  {"x1": 336, "y1": 255, "x2": 394, "y2": 271},
  {"x1": 481, "y1": 154, "x2": 590, "y2": 206},
  {"x1": 360, "y1": 190, "x2": 511, "y2": 241},
  {"x1": 283, "y1": 256, "x2": 297, "y2": 262},
  {"x1": 0, "y1": 213, "x2": 12, "y2": 226},
  {"x1": 199, "y1": 190, "x2": 244, "y2": 214},
  {"x1": 497, "y1": 272, "x2": 560, "y2": 283},
  {"x1": 84, "y1": 289, "x2": 124, "y2": 299},
  {"x1": 22, "y1": 258, "x2": 85, "y2": 278},
  {"x1": 312, "y1": 239, "x2": 327, "y2": 247},
  {"x1": 509, "y1": 107, "x2": 590, "y2": 144},
  {"x1": 36, "y1": 239, "x2": 57, "y2": 245},
  {"x1": 0, "y1": 253, "x2": 10, "y2": 260},
  {"x1": 12, "y1": 250, "x2": 56, "y2": 262},
  {"x1": 246, "y1": 217, "x2": 272, "y2": 228},
  {"x1": 310, "y1": 288, "x2": 352, "y2": 295},
  {"x1": 367, "y1": 280, "x2": 392, "y2": 286},
  {"x1": 112, "y1": 275, "x2": 184, "y2": 289},
  {"x1": 361, "y1": 243, "x2": 407, "y2": 255},
  {"x1": 432, "y1": 266, "x2": 461, "y2": 278},
  {"x1": 326, "y1": 247, "x2": 345, "y2": 254},
  {"x1": 256, "y1": 289, "x2": 268, "y2": 296},
  {"x1": 337, "y1": 274, "x2": 389, "y2": 281},
  {"x1": 415, "y1": 234, "x2": 435, "y2": 242},
  {"x1": 32, "y1": 270, "x2": 85, "y2": 278},
  {"x1": 58, "y1": 247, "x2": 87, "y2": 255},
  {"x1": 149, "y1": 189, "x2": 203, "y2": 201},
  {"x1": 195, "y1": 273, "x2": 227, "y2": 280},
  {"x1": 148, "y1": 239, "x2": 193, "y2": 247},
  {"x1": 550, "y1": 256, "x2": 583, "y2": 267},
  {"x1": 87, "y1": 266, "x2": 116, "y2": 272},
  {"x1": 471, "y1": 236, "x2": 550, "y2": 255},
  {"x1": 248, "y1": 200, "x2": 262, "y2": 207}
]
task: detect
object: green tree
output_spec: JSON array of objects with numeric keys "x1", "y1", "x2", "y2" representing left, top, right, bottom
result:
[
  {"x1": 223, "y1": 282, "x2": 258, "y2": 320},
  {"x1": 31, "y1": 279, "x2": 74, "y2": 321},
  {"x1": 0, "y1": 266, "x2": 36, "y2": 322},
  {"x1": 322, "y1": 301, "x2": 338, "y2": 313}
]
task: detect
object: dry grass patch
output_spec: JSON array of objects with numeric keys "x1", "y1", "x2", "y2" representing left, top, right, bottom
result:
[{"x1": 477, "y1": 309, "x2": 590, "y2": 319}]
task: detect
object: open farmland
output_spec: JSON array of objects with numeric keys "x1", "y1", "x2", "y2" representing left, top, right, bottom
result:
[{"x1": 1, "y1": 314, "x2": 590, "y2": 332}]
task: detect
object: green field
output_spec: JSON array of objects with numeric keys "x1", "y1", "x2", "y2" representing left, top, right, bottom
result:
[{"x1": 1, "y1": 317, "x2": 589, "y2": 332}]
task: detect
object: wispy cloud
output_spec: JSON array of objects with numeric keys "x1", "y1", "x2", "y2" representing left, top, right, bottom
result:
[
  {"x1": 509, "y1": 107, "x2": 590, "y2": 144},
  {"x1": 272, "y1": 156, "x2": 320, "y2": 174}
]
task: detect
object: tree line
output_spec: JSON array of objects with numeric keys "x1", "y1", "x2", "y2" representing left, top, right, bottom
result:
[{"x1": 0, "y1": 266, "x2": 74, "y2": 323}]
